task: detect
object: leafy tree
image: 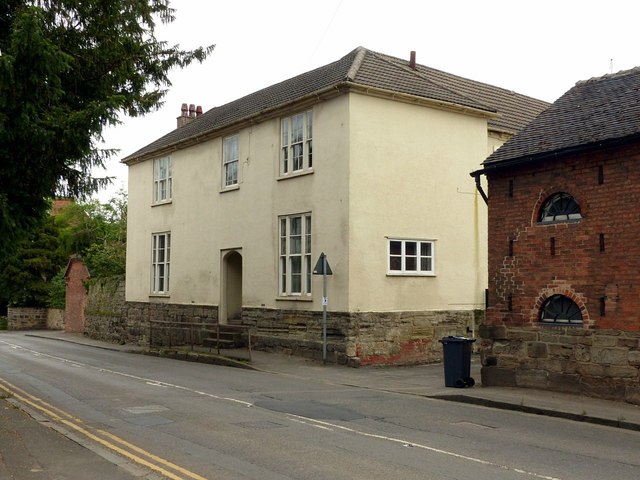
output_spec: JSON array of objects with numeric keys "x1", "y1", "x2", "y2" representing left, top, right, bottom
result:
[
  {"x1": 0, "y1": 1, "x2": 214, "y2": 256},
  {"x1": 55, "y1": 191, "x2": 128, "y2": 278},
  {"x1": 0, "y1": 193, "x2": 128, "y2": 309},
  {"x1": 47, "y1": 268, "x2": 67, "y2": 309}
]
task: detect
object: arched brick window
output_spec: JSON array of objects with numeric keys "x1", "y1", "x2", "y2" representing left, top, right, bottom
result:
[
  {"x1": 539, "y1": 192, "x2": 581, "y2": 223},
  {"x1": 539, "y1": 294, "x2": 583, "y2": 325}
]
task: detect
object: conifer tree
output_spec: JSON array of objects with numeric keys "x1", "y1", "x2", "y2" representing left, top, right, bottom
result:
[{"x1": 0, "y1": 1, "x2": 213, "y2": 255}]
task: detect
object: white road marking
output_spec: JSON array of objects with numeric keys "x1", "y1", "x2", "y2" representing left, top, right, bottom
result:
[{"x1": 1, "y1": 338, "x2": 563, "y2": 480}]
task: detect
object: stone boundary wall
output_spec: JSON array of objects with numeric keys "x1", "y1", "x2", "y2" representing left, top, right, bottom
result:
[
  {"x1": 7, "y1": 307, "x2": 48, "y2": 330},
  {"x1": 85, "y1": 277, "x2": 219, "y2": 347},
  {"x1": 480, "y1": 325, "x2": 640, "y2": 405},
  {"x1": 47, "y1": 309, "x2": 65, "y2": 330},
  {"x1": 85, "y1": 277, "x2": 130, "y2": 344},
  {"x1": 129, "y1": 301, "x2": 218, "y2": 347}
]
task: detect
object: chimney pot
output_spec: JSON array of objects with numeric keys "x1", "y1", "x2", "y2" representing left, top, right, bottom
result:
[
  {"x1": 196, "y1": 105, "x2": 203, "y2": 117},
  {"x1": 189, "y1": 103, "x2": 196, "y2": 118},
  {"x1": 409, "y1": 51, "x2": 416, "y2": 70},
  {"x1": 181, "y1": 103, "x2": 188, "y2": 116}
]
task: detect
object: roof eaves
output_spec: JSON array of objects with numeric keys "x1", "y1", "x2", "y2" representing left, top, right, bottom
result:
[
  {"x1": 122, "y1": 81, "x2": 351, "y2": 165},
  {"x1": 346, "y1": 81, "x2": 498, "y2": 120},
  {"x1": 472, "y1": 133, "x2": 640, "y2": 177}
]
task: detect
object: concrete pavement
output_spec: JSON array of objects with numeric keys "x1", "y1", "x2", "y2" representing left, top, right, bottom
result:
[{"x1": 1, "y1": 329, "x2": 639, "y2": 479}]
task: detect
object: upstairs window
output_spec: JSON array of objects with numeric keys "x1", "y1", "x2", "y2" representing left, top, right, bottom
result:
[
  {"x1": 153, "y1": 156, "x2": 172, "y2": 203},
  {"x1": 539, "y1": 295, "x2": 583, "y2": 325},
  {"x1": 281, "y1": 111, "x2": 312, "y2": 175},
  {"x1": 223, "y1": 135, "x2": 239, "y2": 187},
  {"x1": 539, "y1": 192, "x2": 581, "y2": 223},
  {"x1": 388, "y1": 239, "x2": 435, "y2": 275}
]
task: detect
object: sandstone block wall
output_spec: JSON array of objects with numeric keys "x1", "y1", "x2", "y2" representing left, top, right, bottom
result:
[
  {"x1": 7, "y1": 307, "x2": 48, "y2": 330},
  {"x1": 480, "y1": 324, "x2": 640, "y2": 404},
  {"x1": 240, "y1": 307, "x2": 479, "y2": 366},
  {"x1": 84, "y1": 278, "x2": 478, "y2": 366},
  {"x1": 85, "y1": 277, "x2": 131, "y2": 344},
  {"x1": 47, "y1": 308, "x2": 64, "y2": 330}
]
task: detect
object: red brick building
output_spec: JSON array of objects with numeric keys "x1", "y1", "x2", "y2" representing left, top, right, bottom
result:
[{"x1": 473, "y1": 68, "x2": 640, "y2": 404}]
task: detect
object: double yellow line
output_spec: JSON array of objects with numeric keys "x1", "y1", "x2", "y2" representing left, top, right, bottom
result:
[{"x1": 0, "y1": 378, "x2": 208, "y2": 480}]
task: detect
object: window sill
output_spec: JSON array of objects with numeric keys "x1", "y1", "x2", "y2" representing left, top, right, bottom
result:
[
  {"x1": 220, "y1": 185, "x2": 239, "y2": 194},
  {"x1": 152, "y1": 200, "x2": 172, "y2": 207},
  {"x1": 149, "y1": 293, "x2": 170, "y2": 298},
  {"x1": 387, "y1": 272, "x2": 436, "y2": 277},
  {"x1": 276, "y1": 295, "x2": 313, "y2": 302},
  {"x1": 538, "y1": 321, "x2": 584, "y2": 327},
  {"x1": 537, "y1": 218, "x2": 582, "y2": 226},
  {"x1": 277, "y1": 168, "x2": 314, "y2": 181}
]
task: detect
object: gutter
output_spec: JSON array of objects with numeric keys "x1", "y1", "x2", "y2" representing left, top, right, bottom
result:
[
  {"x1": 472, "y1": 133, "x2": 640, "y2": 177},
  {"x1": 470, "y1": 133, "x2": 640, "y2": 205},
  {"x1": 124, "y1": 81, "x2": 498, "y2": 166},
  {"x1": 471, "y1": 172, "x2": 488, "y2": 205}
]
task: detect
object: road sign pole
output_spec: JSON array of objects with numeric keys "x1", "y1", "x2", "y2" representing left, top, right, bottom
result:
[
  {"x1": 322, "y1": 253, "x2": 327, "y2": 363},
  {"x1": 313, "y1": 252, "x2": 332, "y2": 364}
]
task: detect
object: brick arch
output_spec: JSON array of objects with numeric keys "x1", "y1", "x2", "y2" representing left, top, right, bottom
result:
[{"x1": 531, "y1": 286, "x2": 591, "y2": 326}]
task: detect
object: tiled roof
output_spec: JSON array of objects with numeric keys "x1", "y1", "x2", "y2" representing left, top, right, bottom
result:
[
  {"x1": 123, "y1": 47, "x2": 549, "y2": 164},
  {"x1": 483, "y1": 67, "x2": 640, "y2": 169}
]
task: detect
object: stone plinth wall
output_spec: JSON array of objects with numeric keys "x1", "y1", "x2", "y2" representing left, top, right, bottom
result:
[
  {"x1": 47, "y1": 309, "x2": 65, "y2": 330},
  {"x1": 7, "y1": 307, "x2": 48, "y2": 330},
  {"x1": 241, "y1": 307, "x2": 350, "y2": 364},
  {"x1": 241, "y1": 307, "x2": 480, "y2": 366},
  {"x1": 480, "y1": 325, "x2": 640, "y2": 405},
  {"x1": 85, "y1": 278, "x2": 480, "y2": 366},
  {"x1": 350, "y1": 309, "x2": 480, "y2": 366}
]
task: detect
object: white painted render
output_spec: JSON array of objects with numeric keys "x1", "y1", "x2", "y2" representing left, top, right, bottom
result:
[{"x1": 126, "y1": 91, "x2": 500, "y2": 313}]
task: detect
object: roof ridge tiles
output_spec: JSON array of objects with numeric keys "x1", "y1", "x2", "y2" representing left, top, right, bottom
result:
[
  {"x1": 369, "y1": 50, "x2": 497, "y2": 113},
  {"x1": 576, "y1": 66, "x2": 640, "y2": 86},
  {"x1": 346, "y1": 46, "x2": 367, "y2": 81},
  {"x1": 480, "y1": 64, "x2": 640, "y2": 171},
  {"x1": 123, "y1": 46, "x2": 548, "y2": 164}
]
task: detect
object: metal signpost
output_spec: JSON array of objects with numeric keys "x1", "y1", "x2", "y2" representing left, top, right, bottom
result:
[{"x1": 313, "y1": 252, "x2": 332, "y2": 363}]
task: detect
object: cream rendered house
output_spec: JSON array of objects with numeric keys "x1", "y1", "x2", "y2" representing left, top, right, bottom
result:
[{"x1": 123, "y1": 47, "x2": 548, "y2": 365}]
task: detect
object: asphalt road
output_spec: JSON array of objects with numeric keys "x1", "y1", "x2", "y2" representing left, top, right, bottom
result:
[{"x1": 1, "y1": 334, "x2": 639, "y2": 480}]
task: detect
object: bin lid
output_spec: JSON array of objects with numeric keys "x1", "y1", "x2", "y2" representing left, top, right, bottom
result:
[{"x1": 439, "y1": 336, "x2": 476, "y2": 344}]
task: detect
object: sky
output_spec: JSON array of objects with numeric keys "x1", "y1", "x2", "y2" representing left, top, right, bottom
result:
[{"x1": 96, "y1": 0, "x2": 640, "y2": 201}]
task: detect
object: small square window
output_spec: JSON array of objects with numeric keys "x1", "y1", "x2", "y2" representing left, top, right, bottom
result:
[{"x1": 387, "y1": 239, "x2": 435, "y2": 276}]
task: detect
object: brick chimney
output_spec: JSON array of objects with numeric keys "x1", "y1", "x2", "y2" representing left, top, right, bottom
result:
[
  {"x1": 177, "y1": 103, "x2": 204, "y2": 128},
  {"x1": 177, "y1": 103, "x2": 190, "y2": 128},
  {"x1": 409, "y1": 51, "x2": 417, "y2": 70}
]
